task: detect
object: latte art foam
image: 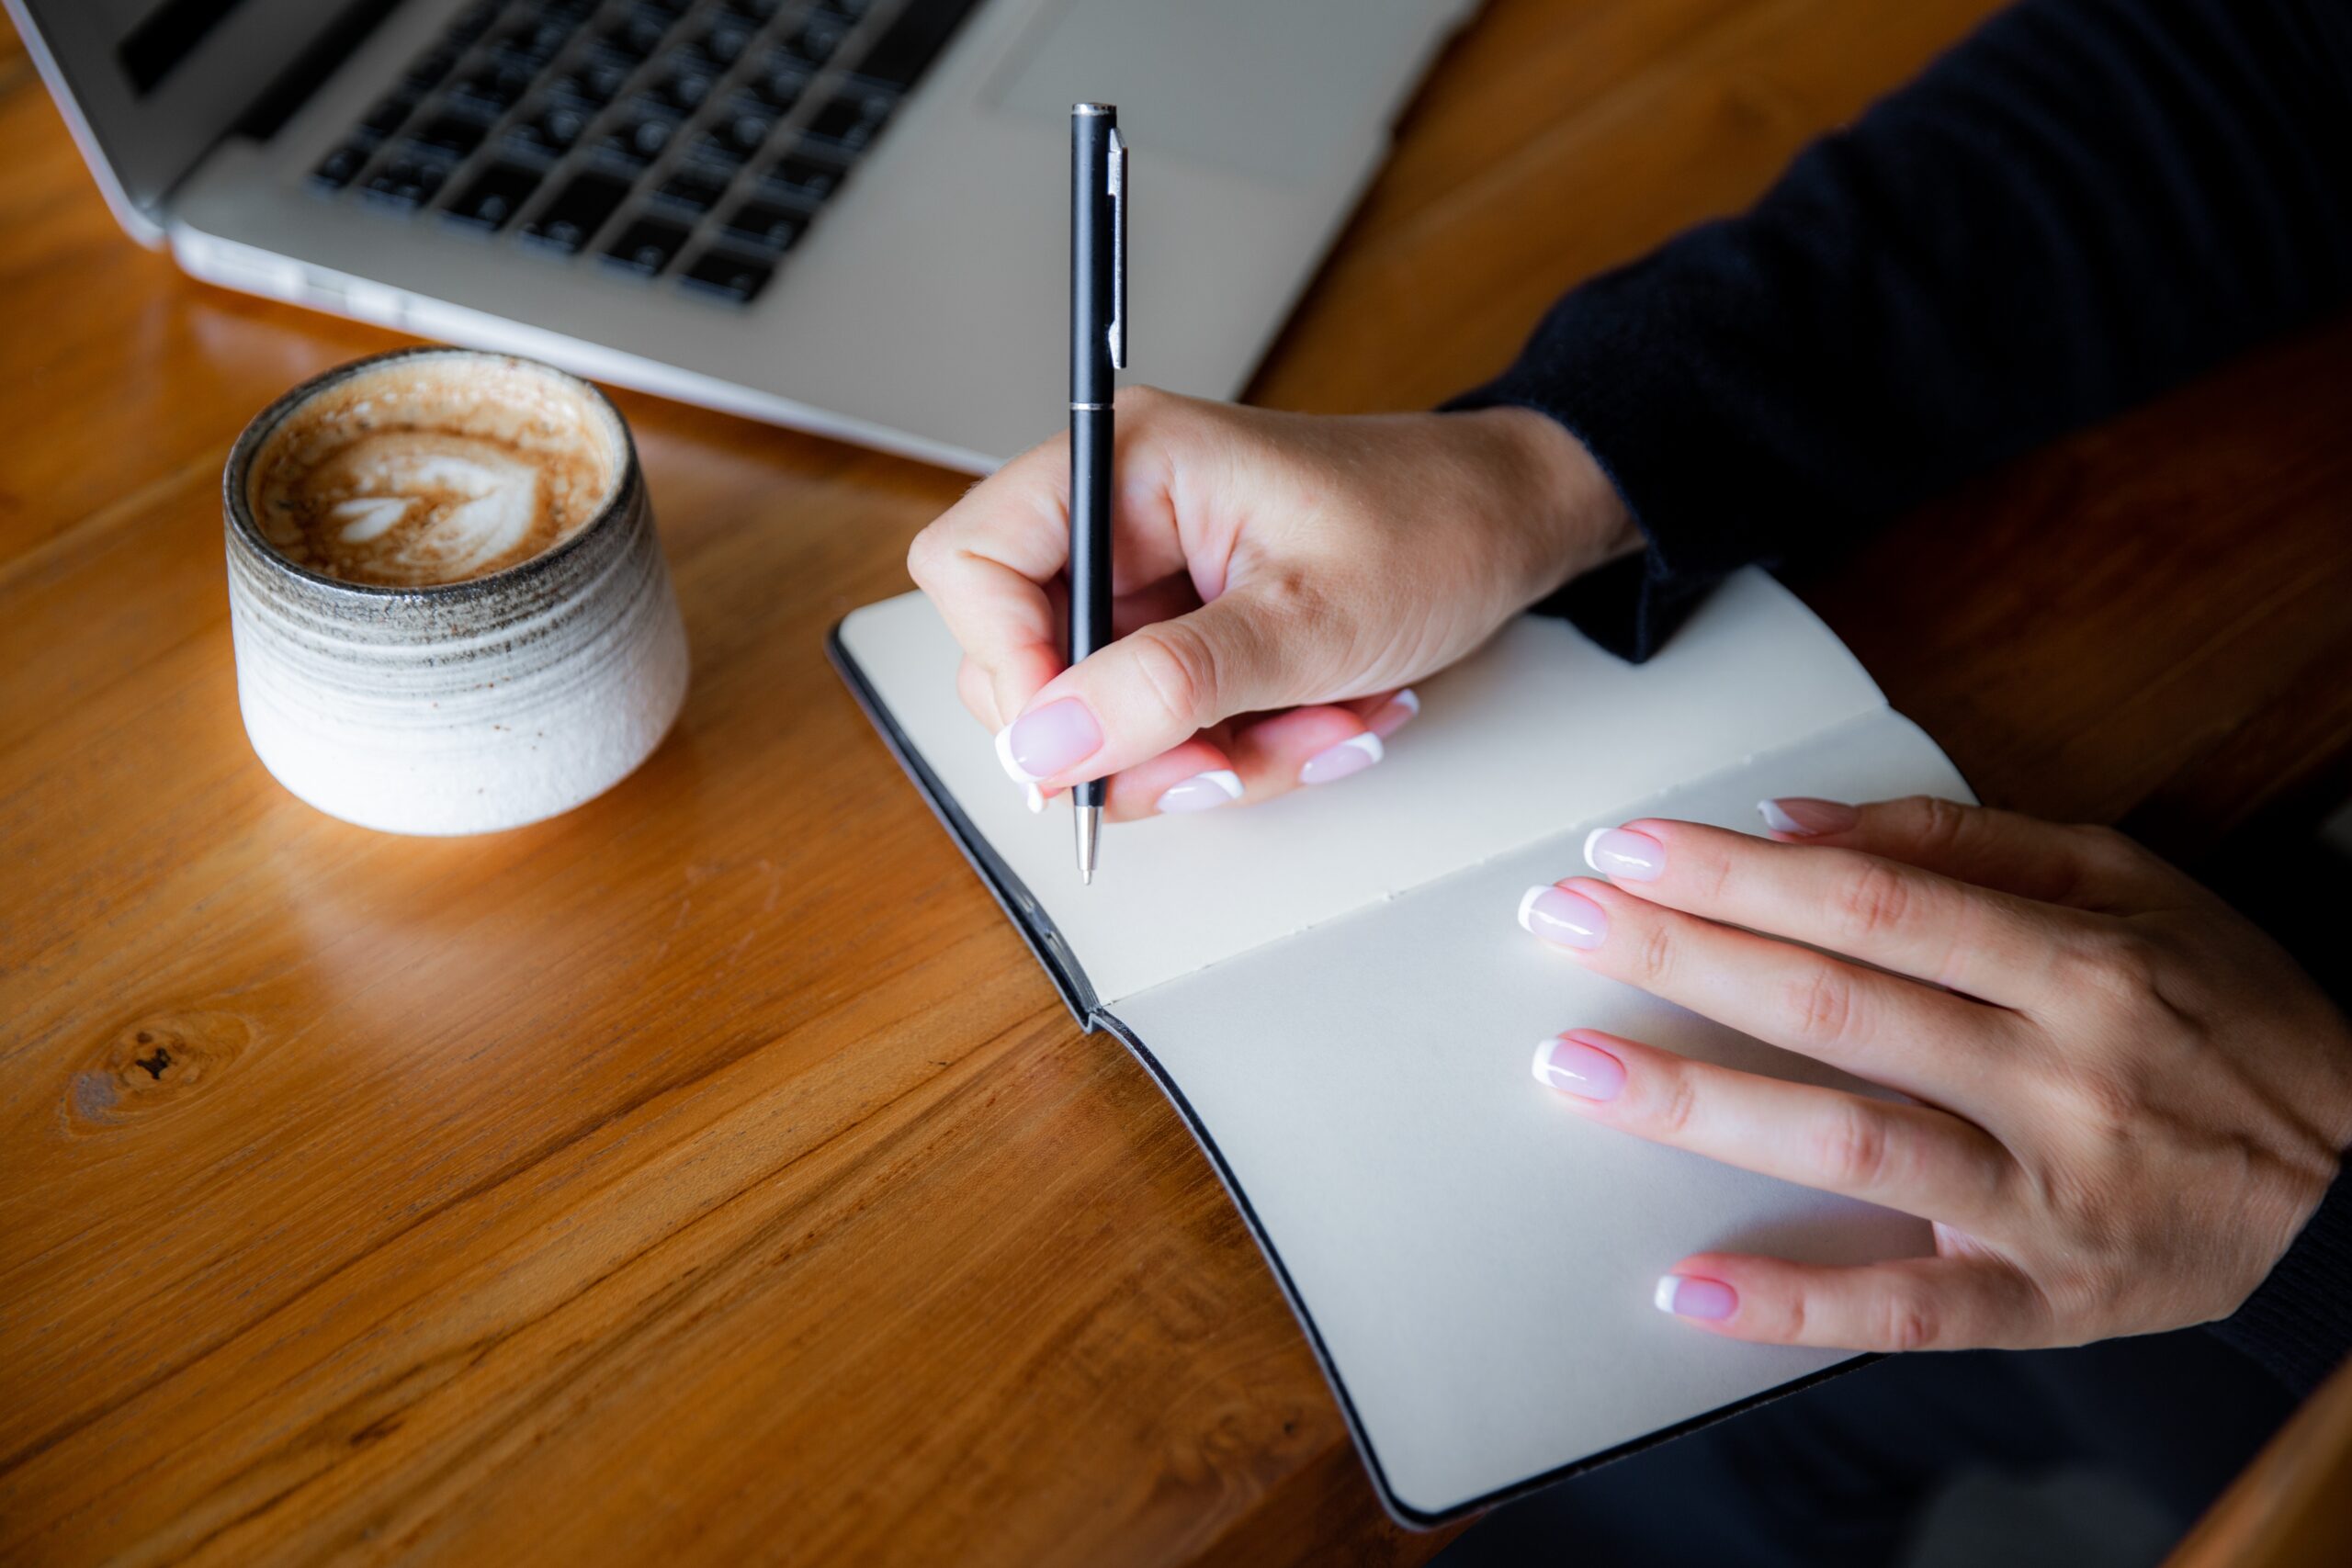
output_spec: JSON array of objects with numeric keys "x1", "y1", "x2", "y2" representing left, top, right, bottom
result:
[{"x1": 245, "y1": 355, "x2": 624, "y2": 587}]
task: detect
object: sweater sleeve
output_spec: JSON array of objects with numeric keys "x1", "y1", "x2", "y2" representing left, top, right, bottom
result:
[
  {"x1": 1447, "y1": 0, "x2": 2352, "y2": 661},
  {"x1": 2210, "y1": 1159, "x2": 2352, "y2": 1394}
]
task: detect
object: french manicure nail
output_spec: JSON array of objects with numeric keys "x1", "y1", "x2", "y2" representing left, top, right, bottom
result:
[
  {"x1": 1025, "y1": 784, "x2": 1046, "y2": 814},
  {"x1": 1584, "y1": 827, "x2": 1665, "y2": 881},
  {"x1": 1369, "y1": 688, "x2": 1420, "y2": 739},
  {"x1": 1654, "y1": 1275, "x2": 1737, "y2": 1320},
  {"x1": 1516, "y1": 885, "x2": 1607, "y2": 950},
  {"x1": 1300, "y1": 731, "x2": 1384, "y2": 785},
  {"x1": 1530, "y1": 1034, "x2": 1625, "y2": 1100},
  {"x1": 995, "y1": 698, "x2": 1103, "y2": 783},
  {"x1": 1758, "y1": 797, "x2": 1859, "y2": 836},
  {"x1": 1155, "y1": 770, "x2": 1244, "y2": 814}
]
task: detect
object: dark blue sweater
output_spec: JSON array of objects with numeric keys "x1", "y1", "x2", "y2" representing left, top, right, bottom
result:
[{"x1": 1454, "y1": 0, "x2": 2352, "y2": 1393}]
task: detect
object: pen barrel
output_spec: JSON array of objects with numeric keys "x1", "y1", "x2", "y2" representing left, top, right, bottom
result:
[
  {"x1": 1069, "y1": 405, "x2": 1111, "y2": 812},
  {"x1": 1069, "y1": 404, "x2": 1114, "y2": 662},
  {"x1": 1070, "y1": 104, "x2": 1116, "y2": 817},
  {"x1": 1070, "y1": 107, "x2": 1117, "y2": 406}
]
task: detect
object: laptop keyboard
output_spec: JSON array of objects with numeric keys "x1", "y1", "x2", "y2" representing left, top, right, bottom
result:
[{"x1": 307, "y1": 0, "x2": 982, "y2": 305}]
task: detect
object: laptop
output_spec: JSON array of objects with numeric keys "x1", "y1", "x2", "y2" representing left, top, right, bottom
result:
[{"x1": 7, "y1": 0, "x2": 1475, "y2": 470}]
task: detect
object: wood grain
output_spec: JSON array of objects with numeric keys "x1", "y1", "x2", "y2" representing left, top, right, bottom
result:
[{"x1": 3, "y1": 1, "x2": 2348, "y2": 1563}]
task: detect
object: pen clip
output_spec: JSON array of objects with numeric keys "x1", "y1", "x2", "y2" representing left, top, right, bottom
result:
[{"x1": 1106, "y1": 127, "x2": 1127, "y2": 371}]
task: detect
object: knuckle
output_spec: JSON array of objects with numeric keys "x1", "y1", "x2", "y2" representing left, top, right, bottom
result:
[
  {"x1": 1631, "y1": 919, "x2": 1677, "y2": 989},
  {"x1": 1814, "y1": 1103, "x2": 1894, "y2": 1193},
  {"x1": 2057, "y1": 1060, "x2": 2148, "y2": 1136},
  {"x1": 1906, "y1": 795, "x2": 1973, "y2": 855},
  {"x1": 1787, "y1": 965, "x2": 1859, "y2": 1050},
  {"x1": 1880, "y1": 1290, "x2": 1941, "y2": 1352},
  {"x1": 1830, "y1": 858, "x2": 1915, "y2": 944},
  {"x1": 2058, "y1": 923, "x2": 2164, "y2": 1003},
  {"x1": 1648, "y1": 1068, "x2": 1700, "y2": 1140},
  {"x1": 1684, "y1": 839, "x2": 1736, "y2": 906},
  {"x1": 2068, "y1": 823, "x2": 2147, "y2": 880},
  {"x1": 1123, "y1": 622, "x2": 1218, "y2": 730}
]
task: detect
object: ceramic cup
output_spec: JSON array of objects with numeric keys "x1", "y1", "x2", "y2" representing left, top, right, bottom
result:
[{"x1": 222, "y1": 348, "x2": 689, "y2": 835}]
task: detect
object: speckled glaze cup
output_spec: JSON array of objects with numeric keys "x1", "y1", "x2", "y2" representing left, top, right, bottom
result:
[{"x1": 223, "y1": 349, "x2": 689, "y2": 835}]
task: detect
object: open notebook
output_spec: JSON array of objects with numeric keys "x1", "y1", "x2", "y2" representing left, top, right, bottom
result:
[{"x1": 830, "y1": 569, "x2": 1972, "y2": 1526}]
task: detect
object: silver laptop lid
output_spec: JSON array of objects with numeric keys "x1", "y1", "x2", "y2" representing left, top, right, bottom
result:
[{"x1": 3, "y1": 0, "x2": 356, "y2": 243}]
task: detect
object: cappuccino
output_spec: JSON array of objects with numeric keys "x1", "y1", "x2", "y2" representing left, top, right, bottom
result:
[
  {"x1": 225, "y1": 348, "x2": 688, "y2": 834},
  {"x1": 243, "y1": 355, "x2": 625, "y2": 587}
]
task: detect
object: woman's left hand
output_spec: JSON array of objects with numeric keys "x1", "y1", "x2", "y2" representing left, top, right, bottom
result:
[{"x1": 1519, "y1": 795, "x2": 2352, "y2": 1350}]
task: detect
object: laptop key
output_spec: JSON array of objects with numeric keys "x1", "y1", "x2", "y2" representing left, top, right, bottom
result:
[
  {"x1": 521, "y1": 169, "x2": 631, "y2": 253},
  {"x1": 444, "y1": 161, "x2": 541, "y2": 231},
  {"x1": 357, "y1": 91, "x2": 421, "y2": 141},
  {"x1": 802, "y1": 86, "x2": 895, "y2": 152},
  {"x1": 746, "y1": 54, "x2": 813, "y2": 111},
  {"x1": 409, "y1": 111, "x2": 490, "y2": 158},
  {"x1": 593, "y1": 112, "x2": 676, "y2": 169},
  {"x1": 602, "y1": 217, "x2": 693, "y2": 277},
  {"x1": 642, "y1": 61, "x2": 718, "y2": 116},
  {"x1": 504, "y1": 100, "x2": 592, "y2": 158},
  {"x1": 687, "y1": 17, "x2": 756, "y2": 69},
  {"x1": 311, "y1": 141, "x2": 376, "y2": 192},
  {"x1": 680, "y1": 248, "x2": 777, "y2": 304},
  {"x1": 491, "y1": 16, "x2": 577, "y2": 71},
  {"x1": 757, "y1": 152, "x2": 845, "y2": 207},
  {"x1": 447, "y1": 58, "x2": 535, "y2": 117},
  {"x1": 704, "y1": 100, "x2": 779, "y2": 162},
  {"x1": 650, "y1": 162, "x2": 732, "y2": 214},
  {"x1": 718, "y1": 199, "x2": 806, "y2": 255},
  {"x1": 546, "y1": 55, "x2": 631, "y2": 108},
  {"x1": 780, "y1": 15, "x2": 851, "y2": 68},
  {"x1": 594, "y1": 11, "x2": 673, "y2": 63},
  {"x1": 853, "y1": 0, "x2": 982, "y2": 90},
  {"x1": 360, "y1": 152, "x2": 455, "y2": 209}
]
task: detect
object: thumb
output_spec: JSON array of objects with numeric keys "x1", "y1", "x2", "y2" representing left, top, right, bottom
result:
[{"x1": 991, "y1": 590, "x2": 1312, "y2": 786}]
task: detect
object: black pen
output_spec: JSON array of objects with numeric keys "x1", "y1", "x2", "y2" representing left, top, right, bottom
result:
[{"x1": 1069, "y1": 103, "x2": 1125, "y2": 885}]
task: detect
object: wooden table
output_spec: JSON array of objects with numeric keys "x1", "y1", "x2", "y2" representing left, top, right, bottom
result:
[{"x1": 6, "y1": 3, "x2": 2350, "y2": 1563}]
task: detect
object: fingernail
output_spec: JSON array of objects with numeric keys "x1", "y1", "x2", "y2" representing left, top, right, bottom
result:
[
  {"x1": 996, "y1": 698, "x2": 1103, "y2": 783},
  {"x1": 1300, "y1": 731, "x2": 1384, "y2": 786},
  {"x1": 1758, "y1": 797, "x2": 1858, "y2": 836},
  {"x1": 1530, "y1": 1034, "x2": 1625, "y2": 1100},
  {"x1": 1025, "y1": 784, "x2": 1046, "y2": 815},
  {"x1": 1368, "y1": 688, "x2": 1420, "y2": 739},
  {"x1": 1583, "y1": 827, "x2": 1664, "y2": 882},
  {"x1": 1654, "y1": 1275, "x2": 1737, "y2": 1320},
  {"x1": 1155, "y1": 769, "x2": 1244, "y2": 814},
  {"x1": 1516, "y1": 885, "x2": 1606, "y2": 950}
]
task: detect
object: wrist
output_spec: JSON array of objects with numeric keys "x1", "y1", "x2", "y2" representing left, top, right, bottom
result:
[{"x1": 1458, "y1": 406, "x2": 1642, "y2": 604}]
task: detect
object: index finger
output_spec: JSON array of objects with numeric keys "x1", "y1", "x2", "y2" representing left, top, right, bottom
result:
[
  {"x1": 906, "y1": 436, "x2": 1073, "y2": 729},
  {"x1": 1580, "y1": 818, "x2": 2085, "y2": 1008},
  {"x1": 906, "y1": 403, "x2": 1202, "y2": 733}
]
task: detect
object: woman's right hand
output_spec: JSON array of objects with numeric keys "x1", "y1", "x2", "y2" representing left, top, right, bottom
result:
[{"x1": 906, "y1": 388, "x2": 1640, "y2": 820}]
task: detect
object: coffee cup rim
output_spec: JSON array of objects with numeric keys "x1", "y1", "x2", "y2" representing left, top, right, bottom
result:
[{"x1": 222, "y1": 346, "x2": 644, "y2": 604}]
